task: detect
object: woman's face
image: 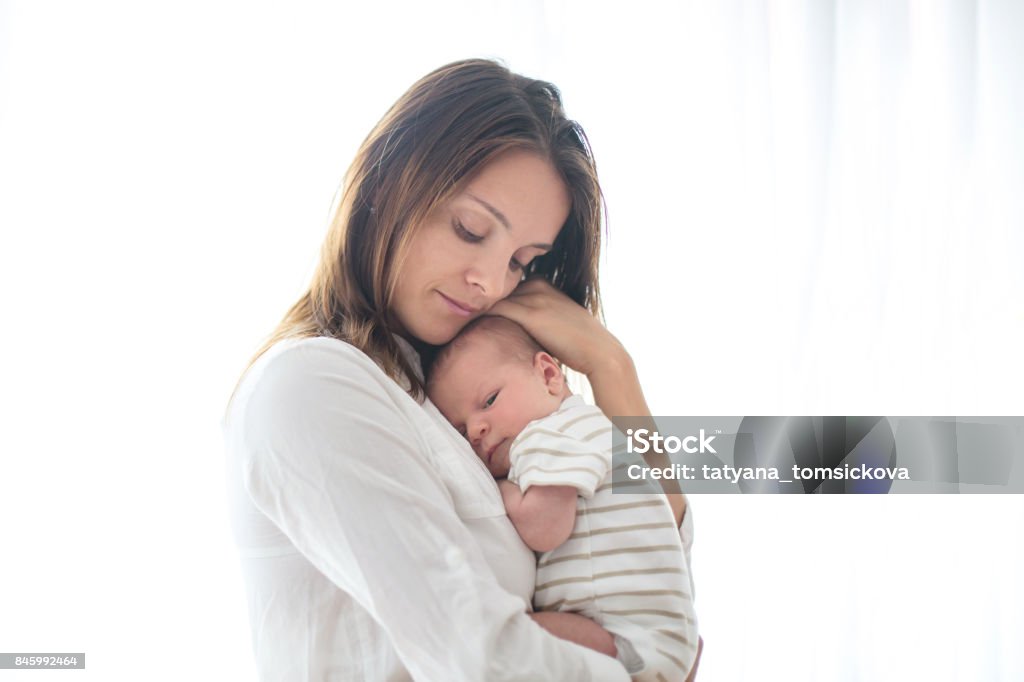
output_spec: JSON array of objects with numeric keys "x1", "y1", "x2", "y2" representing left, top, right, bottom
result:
[{"x1": 391, "y1": 149, "x2": 571, "y2": 345}]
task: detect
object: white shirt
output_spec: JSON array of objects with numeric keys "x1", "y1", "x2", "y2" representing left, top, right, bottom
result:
[{"x1": 223, "y1": 336, "x2": 632, "y2": 681}]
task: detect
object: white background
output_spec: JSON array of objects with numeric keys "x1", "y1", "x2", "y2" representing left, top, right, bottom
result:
[{"x1": 1, "y1": 1, "x2": 1021, "y2": 680}]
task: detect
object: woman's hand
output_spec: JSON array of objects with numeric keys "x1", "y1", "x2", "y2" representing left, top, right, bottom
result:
[
  {"x1": 488, "y1": 278, "x2": 627, "y2": 378},
  {"x1": 489, "y1": 277, "x2": 648, "y2": 422},
  {"x1": 490, "y1": 278, "x2": 686, "y2": 526}
]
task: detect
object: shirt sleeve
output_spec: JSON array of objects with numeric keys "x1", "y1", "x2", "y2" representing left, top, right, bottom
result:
[
  {"x1": 509, "y1": 421, "x2": 611, "y2": 499},
  {"x1": 237, "y1": 340, "x2": 628, "y2": 682}
]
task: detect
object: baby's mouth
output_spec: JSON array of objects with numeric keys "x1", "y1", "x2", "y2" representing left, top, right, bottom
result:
[{"x1": 485, "y1": 439, "x2": 506, "y2": 465}]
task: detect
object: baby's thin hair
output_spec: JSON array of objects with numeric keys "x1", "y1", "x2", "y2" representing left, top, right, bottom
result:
[{"x1": 427, "y1": 316, "x2": 543, "y2": 386}]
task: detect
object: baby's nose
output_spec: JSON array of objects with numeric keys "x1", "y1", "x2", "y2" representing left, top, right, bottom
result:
[{"x1": 468, "y1": 418, "x2": 489, "y2": 444}]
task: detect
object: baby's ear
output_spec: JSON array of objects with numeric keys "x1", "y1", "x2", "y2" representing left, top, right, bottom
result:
[{"x1": 534, "y1": 351, "x2": 564, "y2": 395}]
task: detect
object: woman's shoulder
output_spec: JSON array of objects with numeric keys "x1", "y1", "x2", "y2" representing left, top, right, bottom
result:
[
  {"x1": 257, "y1": 335, "x2": 379, "y2": 374},
  {"x1": 253, "y1": 335, "x2": 377, "y2": 386},
  {"x1": 227, "y1": 336, "x2": 411, "y2": 426}
]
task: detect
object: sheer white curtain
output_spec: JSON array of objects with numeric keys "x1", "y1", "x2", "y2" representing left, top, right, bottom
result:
[
  {"x1": 1, "y1": 1, "x2": 1020, "y2": 680},
  {"x1": 573, "y1": 3, "x2": 1024, "y2": 681},
  {"x1": 574, "y1": 0, "x2": 1024, "y2": 417},
  {"x1": 575, "y1": 3, "x2": 1024, "y2": 681}
]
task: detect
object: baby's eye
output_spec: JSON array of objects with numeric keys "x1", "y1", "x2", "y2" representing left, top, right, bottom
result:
[{"x1": 484, "y1": 392, "x2": 498, "y2": 408}]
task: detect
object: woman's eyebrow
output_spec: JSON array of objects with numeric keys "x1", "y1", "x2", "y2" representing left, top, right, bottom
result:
[
  {"x1": 465, "y1": 192, "x2": 554, "y2": 251},
  {"x1": 466, "y1": 193, "x2": 510, "y2": 229}
]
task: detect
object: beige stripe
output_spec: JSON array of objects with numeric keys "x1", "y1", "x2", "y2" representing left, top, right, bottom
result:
[
  {"x1": 536, "y1": 566, "x2": 683, "y2": 592},
  {"x1": 592, "y1": 567, "x2": 683, "y2": 581},
  {"x1": 516, "y1": 425, "x2": 575, "y2": 442},
  {"x1": 577, "y1": 499, "x2": 664, "y2": 516},
  {"x1": 557, "y1": 410, "x2": 604, "y2": 432},
  {"x1": 538, "y1": 544, "x2": 682, "y2": 568},
  {"x1": 656, "y1": 673, "x2": 669, "y2": 682},
  {"x1": 540, "y1": 588, "x2": 692, "y2": 610},
  {"x1": 596, "y1": 479, "x2": 652, "y2": 492},
  {"x1": 611, "y1": 459, "x2": 652, "y2": 472},
  {"x1": 604, "y1": 608, "x2": 696, "y2": 624},
  {"x1": 598, "y1": 588, "x2": 690, "y2": 601},
  {"x1": 535, "y1": 596, "x2": 583, "y2": 611},
  {"x1": 538, "y1": 551, "x2": 592, "y2": 568},
  {"x1": 568, "y1": 521, "x2": 677, "y2": 540},
  {"x1": 516, "y1": 447, "x2": 604, "y2": 460},
  {"x1": 517, "y1": 464, "x2": 603, "y2": 481},
  {"x1": 581, "y1": 426, "x2": 612, "y2": 442},
  {"x1": 656, "y1": 647, "x2": 689, "y2": 672},
  {"x1": 656, "y1": 628, "x2": 696, "y2": 649},
  {"x1": 535, "y1": 593, "x2": 602, "y2": 611},
  {"x1": 534, "y1": 575, "x2": 602, "y2": 592}
]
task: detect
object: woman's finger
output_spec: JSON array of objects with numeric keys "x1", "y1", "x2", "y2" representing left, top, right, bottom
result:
[{"x1": 489, "y1": 279, "x2": 613, "y2": 376}]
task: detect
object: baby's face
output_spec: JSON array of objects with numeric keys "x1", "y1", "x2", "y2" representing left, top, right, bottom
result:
[{"x1": 429, "y1": 336, "x2": 564, "y2": 478}]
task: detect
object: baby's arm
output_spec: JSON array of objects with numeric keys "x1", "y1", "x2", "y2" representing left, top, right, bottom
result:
[{"x1": 498, "y1": 480, "x2": 577, "y2": 552}]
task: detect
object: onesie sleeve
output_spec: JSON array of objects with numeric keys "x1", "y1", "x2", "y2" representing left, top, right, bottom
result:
[
  {"x1": 508, "y1": 408, "x2": 612, "y2": 499},
  {"x1": 237, "y1": 340, "x2": 628, "y2": 682}
]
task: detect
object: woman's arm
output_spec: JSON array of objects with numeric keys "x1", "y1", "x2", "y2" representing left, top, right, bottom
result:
[
  {"x1": 489, "y1": 279, "x2": 687, "y2": 525},
  {"x1": 236, "y1": 339, "x2": 628, "y2": 681}
]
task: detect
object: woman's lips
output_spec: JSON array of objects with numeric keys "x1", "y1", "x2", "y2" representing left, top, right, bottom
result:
[{"x1": 438, "y1": 291, "x2": 480, "y2": 318}]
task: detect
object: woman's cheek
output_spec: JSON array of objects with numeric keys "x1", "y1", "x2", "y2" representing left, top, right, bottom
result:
[{"x1": 500, "y1": 271, "x2": 522, "y2": 298}]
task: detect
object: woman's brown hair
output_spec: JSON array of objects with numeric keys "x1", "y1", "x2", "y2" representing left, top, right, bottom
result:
[{"x1": 249, "y1": 59, "x2": 604, "y2": 398}]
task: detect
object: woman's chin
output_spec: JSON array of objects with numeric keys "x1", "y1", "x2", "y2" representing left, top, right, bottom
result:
[{"x1": 411, "y1": 320, "x2": 468, "y2": 347}]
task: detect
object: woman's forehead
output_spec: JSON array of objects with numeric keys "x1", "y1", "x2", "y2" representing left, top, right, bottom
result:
[{"x1": 455, "y1": 150, "x2": 570, "y2": 238}]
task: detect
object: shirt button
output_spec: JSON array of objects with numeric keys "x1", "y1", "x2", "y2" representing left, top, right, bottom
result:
[{"x1": 444, "y1": 546, "x2": 466, "y2": 569}]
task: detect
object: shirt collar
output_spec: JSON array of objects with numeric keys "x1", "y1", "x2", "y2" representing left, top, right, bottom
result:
[
  {"x1": 559, "y1": 394, "x2": 585, "y2": 410},
  {"x1": 392, "y1": 334, "x2": 424, "y2": 383}
]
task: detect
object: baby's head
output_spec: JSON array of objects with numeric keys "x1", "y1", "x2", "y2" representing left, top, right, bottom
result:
[{"x1": 427, "y1": 316, "x2": 571, "y2": 478}]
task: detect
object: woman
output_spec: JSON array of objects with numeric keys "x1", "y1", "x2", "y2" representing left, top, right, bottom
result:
[{"x1": 225, "y1": 59, "x2": 698, "y2": 680}]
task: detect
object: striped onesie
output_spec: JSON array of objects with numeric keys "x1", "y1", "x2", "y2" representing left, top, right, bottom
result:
[{"x1": 508, "y1": 395, "x2": 699, "y2": 681}]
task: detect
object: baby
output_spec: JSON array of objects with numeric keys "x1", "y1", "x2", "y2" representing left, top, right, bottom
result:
[{"x1": 427, "y1": 316, "x2": 699, "y2": 681}]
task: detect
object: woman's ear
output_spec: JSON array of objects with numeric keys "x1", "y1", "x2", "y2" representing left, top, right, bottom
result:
[{"x1": 534, "y1": 351, "x2": 564, "y2": 395}]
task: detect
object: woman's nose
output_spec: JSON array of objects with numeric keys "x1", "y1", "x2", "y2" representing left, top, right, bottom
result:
[{"x1": 465, "y1": 254, "x2": 508, "y2": 299}]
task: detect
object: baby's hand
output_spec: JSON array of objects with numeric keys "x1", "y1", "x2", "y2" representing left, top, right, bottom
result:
[
  {"x1": 498, "y1": 481, "x2": 578, "y2": 552},
  {"x1": 497, "y1": 479, "x2": 523, "y2": 511}
]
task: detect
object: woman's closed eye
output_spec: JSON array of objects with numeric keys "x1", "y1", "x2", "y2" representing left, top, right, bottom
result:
[
  {"x1": 453, "y1": 218, "x2": 483, "y2": 243},
  {"x1": 453, "y1": 218, "x2": 531, "y2": 273}
]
